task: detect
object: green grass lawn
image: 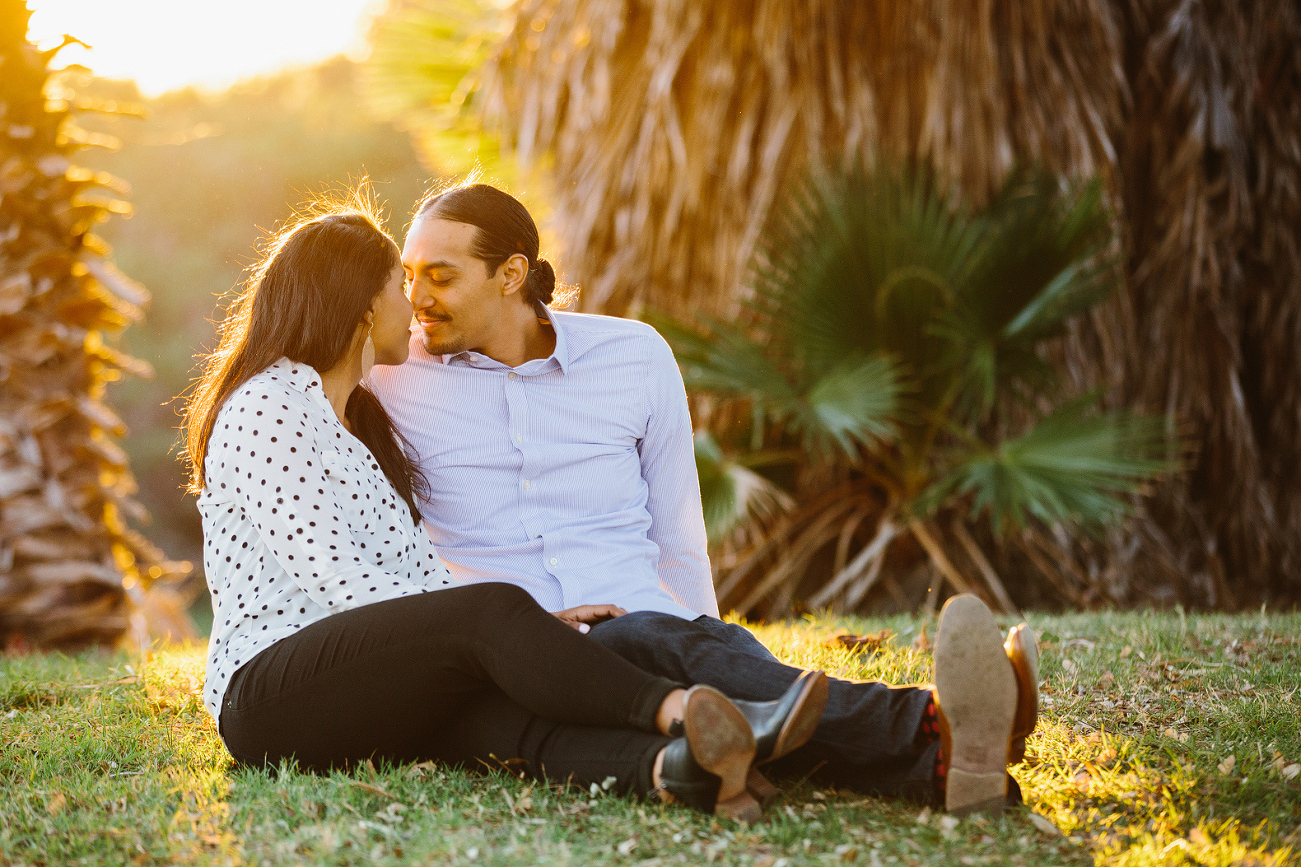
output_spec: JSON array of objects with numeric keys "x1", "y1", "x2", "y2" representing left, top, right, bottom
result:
[{"x1": 2, "y1": 610, "x2": 1298, "y2": 866}]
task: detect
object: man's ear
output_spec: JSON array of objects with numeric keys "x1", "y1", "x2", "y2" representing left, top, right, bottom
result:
[{"x1": 499, "y1": 253, "x2": 530, "y2": 297}]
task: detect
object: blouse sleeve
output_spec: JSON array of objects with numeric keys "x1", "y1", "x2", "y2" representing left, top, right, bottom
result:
[{"x1": 206, "y1": 385, "x2": 428, "y2": 612}]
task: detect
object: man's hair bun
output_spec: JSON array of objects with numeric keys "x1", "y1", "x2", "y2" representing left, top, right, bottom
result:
[{"x1": 529, "y1": 257, "x2": 556, "y2": 305}]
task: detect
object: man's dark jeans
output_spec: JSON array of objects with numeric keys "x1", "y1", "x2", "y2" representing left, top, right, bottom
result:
[{"x1": 589, "y1": 610, "x2": 939, "y2": 802}]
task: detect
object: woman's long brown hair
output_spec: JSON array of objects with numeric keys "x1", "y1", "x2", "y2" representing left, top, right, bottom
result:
[{"x1": 183, "y1": 197, "x2": 427, "y2": 519}]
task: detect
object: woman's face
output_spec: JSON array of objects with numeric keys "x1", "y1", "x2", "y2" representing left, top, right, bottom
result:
[{"x1": 369, "y1": 264, "x2": 415, "y2": 366}]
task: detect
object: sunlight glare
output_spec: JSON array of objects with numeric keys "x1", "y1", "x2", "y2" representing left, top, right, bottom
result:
[{"x1": 25, "y1": 0, "x2": 386, "y2": 96}]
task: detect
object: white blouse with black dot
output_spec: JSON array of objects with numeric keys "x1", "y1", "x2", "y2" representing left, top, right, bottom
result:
[{"x1": 198, "y1": 358, "x2": 454, "y2": 722}]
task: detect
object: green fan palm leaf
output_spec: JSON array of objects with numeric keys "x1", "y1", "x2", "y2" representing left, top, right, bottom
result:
[
  {"x1": 656, "y1": 159, "x2": 1174, "y2": 615},
  {"x1": 795, "y1": 355, "x2": 901, "y2": 459},
  {"x1": 694, "y1": 432, "x2": 792, "y2": 545},
  {"x1": 921, "y1": 398, "x2": 1174, "y2": 532}
]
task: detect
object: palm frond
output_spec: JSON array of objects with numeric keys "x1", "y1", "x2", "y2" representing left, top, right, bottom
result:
[
  {"x1": 362, "y1": 0, "x2": 508, "y2": 175},
  {"x1": 921, "y1": 398, "x2": 1175, "y2": 533},
  {"x1": 694, "y1": 432, "x2": 792, "y2": 545},
  {"x1": 936, "y1": 173, "x2": 1116, "y2": 421},
  {"x1": 795, "y1": 355, "x2": 901, "y2": 460},
  {"x1": 474, "y1": 0, "x2": 1301, "y2": 608},
  {"x1": 750, "y1": 163, "x2": 977, "y2": 381},
  {"x1": 650, "y1": 313, "x2": 797, "y2": 408}
]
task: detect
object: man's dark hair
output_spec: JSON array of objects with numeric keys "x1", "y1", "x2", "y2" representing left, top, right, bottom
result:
[{"x1": 415, "y1": 183, "x2": 557, "y2": 307}]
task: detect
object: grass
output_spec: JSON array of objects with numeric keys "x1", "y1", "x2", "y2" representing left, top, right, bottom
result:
[{"x1": 2, "y1": 609, "x2": 1299, "y2": 866}]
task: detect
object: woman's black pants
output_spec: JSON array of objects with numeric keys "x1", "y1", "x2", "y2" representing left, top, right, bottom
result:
[{"x1": 219, "y1": 583, "x2": 677, "y2": 797}]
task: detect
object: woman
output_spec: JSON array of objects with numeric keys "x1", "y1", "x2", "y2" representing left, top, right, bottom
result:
[{"x1": 182, "y1": 198, "x2": 827, "y2": 822}]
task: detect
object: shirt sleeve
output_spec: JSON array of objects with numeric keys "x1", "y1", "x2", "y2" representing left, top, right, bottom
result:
[
  {"x1": 638, "y1": 332, "x2": 720, "y2": 617},
  {"x1": 207, "y1": 386, "x2": 429, "y2": 613}
]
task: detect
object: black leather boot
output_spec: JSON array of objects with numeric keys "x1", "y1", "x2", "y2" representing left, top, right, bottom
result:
[
  {"x1": 657, "y1": 685, "x2": 762, "y2": 822},
  {"x1": 730, "y1": 669, "x2": 829, "y2": 765}
]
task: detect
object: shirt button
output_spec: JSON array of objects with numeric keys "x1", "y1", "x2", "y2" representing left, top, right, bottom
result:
[
  {"x1": 523, "y1": 480, "x2": 531, "y2": 489},
  {"x1": 549, "y1": 557, "x2": 558, "y2": 566},
  {"x1": 508, "y1": 372, "x2": 518, "y2": 380},
  {"x1": 515, "y1": 434, "x2": 523, "y2": 442}
]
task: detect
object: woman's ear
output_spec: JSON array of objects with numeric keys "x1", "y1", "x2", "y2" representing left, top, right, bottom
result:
[{"x1": 500, "y1": 253, "x2": 530, "y2": 297}]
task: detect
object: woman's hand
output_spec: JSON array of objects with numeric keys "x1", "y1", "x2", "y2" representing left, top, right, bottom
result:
[{"x1": 553, "y1": 604, "x2": 627, "y2": 633}]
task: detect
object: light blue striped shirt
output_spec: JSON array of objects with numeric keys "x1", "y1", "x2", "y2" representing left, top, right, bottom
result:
[{"x1": 368, "y1": 309, "x2": 718, "y2": 620}]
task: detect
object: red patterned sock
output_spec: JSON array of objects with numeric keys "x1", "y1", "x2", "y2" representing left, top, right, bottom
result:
[{"x1": 917, "y1": 691, "x2": 946, "y2": 801}]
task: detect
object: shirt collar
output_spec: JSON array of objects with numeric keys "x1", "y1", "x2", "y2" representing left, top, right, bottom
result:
[
  {"x1": 442, "y1": 302, "x2": 570, "y2": 375},
  {"x1": 265, "y1": 357, "x2": 330, "y2": 405},
  {"x1": 537, "y1": 303, "x2": 571, "y2": 372}
]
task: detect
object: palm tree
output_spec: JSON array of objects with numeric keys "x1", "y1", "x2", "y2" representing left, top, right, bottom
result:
[
  {"x1": 374, "y1": 0, "x2": 1301, "y2": 607},
  {"x1": 362, "y1": 0, "x2": 512, "y2": 180},
  {"x1": 0, "y1": 1, "x2": 187, "y2": 649},
  {"x1": 656, "y1": 163, "x2": 1172, "y2": 617},
  {"x1": 457, "y1": 0, "x2": 1301, "y2": 609}
]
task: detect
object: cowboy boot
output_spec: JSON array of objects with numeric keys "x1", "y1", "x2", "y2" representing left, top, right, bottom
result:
[
  {"x1": 657, "y1": 685, "x2": 763, "y2": 822},
  {"x1": 934, "y1": 594, "x2": 1017, "y2": 816},
  {"x1": 1005, "y1": 623, "x2": 1039, "y2": 764},
  {"x1": 729, "y1": 670, "x2": 829, "y2": 806}
]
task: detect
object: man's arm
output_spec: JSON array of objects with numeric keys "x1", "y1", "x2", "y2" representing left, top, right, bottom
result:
[{"x1": 638, "y1": 332, "x2": 720, "y2": 617}]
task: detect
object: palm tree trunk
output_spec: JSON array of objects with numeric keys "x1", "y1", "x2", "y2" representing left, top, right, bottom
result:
[{"x1": 0, "y1": 4, "x2": 186, "y2": 650}]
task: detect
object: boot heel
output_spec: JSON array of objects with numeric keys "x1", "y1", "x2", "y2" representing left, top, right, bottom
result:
[
  {"x1": 945, "y1": 768, "x2": 1007, "y2": 817},
  {"x1": 684, "y1": 685, "x2": 756, "y2": 806},
  {"x1": 746, "y1": 767, "x2": 781, "y2": 808},
  {"x1": 715, "y1": 790, "x2": 763, "y2": 824}
]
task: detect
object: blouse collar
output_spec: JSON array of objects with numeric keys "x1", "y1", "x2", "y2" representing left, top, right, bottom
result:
[{"x1": 261, "y1": 358, "x2": 334, "y2": 414}]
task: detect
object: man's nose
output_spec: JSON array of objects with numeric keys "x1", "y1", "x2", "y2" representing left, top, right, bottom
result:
[{"x1": 407, "y1": 276, "x2": 430, "y2": 306}]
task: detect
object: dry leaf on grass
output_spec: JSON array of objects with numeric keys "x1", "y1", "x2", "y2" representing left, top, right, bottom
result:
[
  {"x1": 833, "y1": 630, "x2": 893, "y2": 654},
  {"x1": 351, "y1": 781, "x2": 395, "y2": 799},
  {"x1": 404, "y1": 761, "x2": 437, "y2": 779},
  {"x1": 1217, "y1": 755, "x2": 1236, "y2": 775},
  {"x1": 1028, "y1": 812, "x2": 1062, "y2": 837}
]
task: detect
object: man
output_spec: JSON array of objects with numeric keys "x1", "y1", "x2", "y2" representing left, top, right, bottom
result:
[{"x1": 369, "y1": 183, "x2": 1036, "y2": 813}]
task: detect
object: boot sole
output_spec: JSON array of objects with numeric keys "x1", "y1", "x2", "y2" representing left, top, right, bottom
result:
[
  {"x1": 762, "y1": 671, "x2": 829, "y2": 765},
  {"x1": 935, "y1": 596, "x2": 1017, "y2": 816},
  {"x1": 684, "y1": 686, "x2": 763, "y2": 823}
]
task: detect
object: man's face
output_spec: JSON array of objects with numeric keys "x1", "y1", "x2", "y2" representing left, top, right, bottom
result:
[{"x1": 402, "y1": 217, "x2": 510, "y2": 357}]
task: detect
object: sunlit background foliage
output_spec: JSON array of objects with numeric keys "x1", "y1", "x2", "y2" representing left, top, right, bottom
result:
[{"x1": 2, "y1": 0, "x2": 1299, "y2": 647}]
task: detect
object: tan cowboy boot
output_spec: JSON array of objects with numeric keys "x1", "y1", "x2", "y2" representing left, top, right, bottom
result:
[
  {"x1": 934, "y1": 595, "x2": 1017, "y2": 816},
  {"x1": 1005, "y1": 623, "x2": 1039, "y2": 764}
]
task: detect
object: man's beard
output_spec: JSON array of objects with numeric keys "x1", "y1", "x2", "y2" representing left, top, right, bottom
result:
[{"x1": 420, "y1": 328, "x2": 467, "y2": 357}]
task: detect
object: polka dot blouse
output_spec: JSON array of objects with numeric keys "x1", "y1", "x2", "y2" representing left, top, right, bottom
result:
[{"x1": 198, "y1": 358, "x2": 454, "y2": 722}]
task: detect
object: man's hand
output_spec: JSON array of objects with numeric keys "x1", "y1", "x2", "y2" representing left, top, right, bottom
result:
[{"x1": 553, "y1": 604, "x2": 627, "y2": 633}]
